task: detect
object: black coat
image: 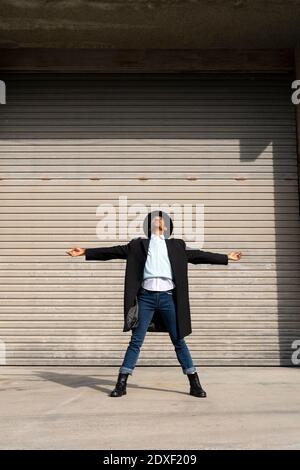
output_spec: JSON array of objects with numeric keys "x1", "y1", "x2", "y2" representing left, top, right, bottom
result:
[{"x1": 85, "y1": 238, "x2": 228, "y2": 339}]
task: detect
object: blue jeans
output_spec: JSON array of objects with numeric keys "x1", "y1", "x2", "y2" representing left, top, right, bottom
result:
[{"x1": 119, "y1": 287, "x2": 196, "y2": 375}]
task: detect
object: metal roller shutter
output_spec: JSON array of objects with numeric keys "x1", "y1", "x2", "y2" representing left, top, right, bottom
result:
[{"x1": 0, "y1": 73, "x2": 299, "y2": 366}]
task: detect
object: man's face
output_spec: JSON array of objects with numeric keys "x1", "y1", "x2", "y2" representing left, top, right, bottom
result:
[{"x1": 151, "y1": 216, "x2": 165, "y2": 233}]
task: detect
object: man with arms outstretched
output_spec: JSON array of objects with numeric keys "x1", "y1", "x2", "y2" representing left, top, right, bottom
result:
[{"x1": 67, "y1": 211, "x2": 242, "y2": 398}]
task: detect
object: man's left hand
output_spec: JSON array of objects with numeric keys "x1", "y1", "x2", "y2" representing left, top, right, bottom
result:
[{"x1": 228, "y1": 251, "x2": 243, "y2": 261}]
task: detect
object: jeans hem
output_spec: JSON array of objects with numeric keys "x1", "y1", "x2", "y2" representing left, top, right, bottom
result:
[
  {"x1": 183, "y1": 366, "x2": 197, "y2": 375},
  {"x1": 119, "y1": 366, "x2": 133, "y2": 375}
]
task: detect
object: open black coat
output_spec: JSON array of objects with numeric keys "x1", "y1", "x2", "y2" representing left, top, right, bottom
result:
[{"x1": 85, "y1": 238, "x2": 228, "y2": 339}]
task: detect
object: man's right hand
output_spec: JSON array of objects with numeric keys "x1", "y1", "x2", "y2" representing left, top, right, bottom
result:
[{"x1": 66, "y1": 247, "x2": 86, "y2": 257}]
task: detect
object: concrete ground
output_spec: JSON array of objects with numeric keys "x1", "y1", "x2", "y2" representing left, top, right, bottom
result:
[{"x1": 0, "y1": 366, "x2": 299, "y2": 450}]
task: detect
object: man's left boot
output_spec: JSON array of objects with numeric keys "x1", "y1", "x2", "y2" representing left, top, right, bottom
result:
[
  {"x1": 110, "y1": 373, "x2": 129, "y2": 397},
  {"x1": 187, "y1": 372, "x2": 207, "y2": 398}
]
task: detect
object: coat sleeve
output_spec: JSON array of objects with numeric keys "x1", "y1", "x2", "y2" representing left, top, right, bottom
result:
[
  {"x1": 85, "y1": 243, "x2": 129, "y2": 261},
  {"x1": 184, "y1": 242, "x2": 228, "y2": 265}
]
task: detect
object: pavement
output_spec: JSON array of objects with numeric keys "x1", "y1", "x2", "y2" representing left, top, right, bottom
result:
[{"x1": 0, "y1": 366, "x2": 299, "y2": 450}]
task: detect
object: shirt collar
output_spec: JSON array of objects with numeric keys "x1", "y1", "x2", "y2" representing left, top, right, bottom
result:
[{"x1": 151, "y1": 233, "x2": 165, "y2": 240}]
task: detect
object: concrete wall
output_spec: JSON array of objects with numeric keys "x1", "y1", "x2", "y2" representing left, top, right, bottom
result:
[{"x1": 0, "y1": 0, "x2": 299, "y2": 49}]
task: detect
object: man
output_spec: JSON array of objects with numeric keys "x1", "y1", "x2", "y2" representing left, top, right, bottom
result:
[{"x1": 67, "y1": 211, "x2": 242, "y2": 398}]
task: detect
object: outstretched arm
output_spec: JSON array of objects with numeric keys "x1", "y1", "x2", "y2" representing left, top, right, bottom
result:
[
  {"x1": 66, "y1": 244, "x2": 129, "y2": 261},
  {"x1": 185, "y1": 244, "x2": 242, "y2": 265}
]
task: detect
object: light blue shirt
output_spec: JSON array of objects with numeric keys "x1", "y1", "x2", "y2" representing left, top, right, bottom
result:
[{"x1": 142, "y1": 234, "x2": 175, "y2": 291}]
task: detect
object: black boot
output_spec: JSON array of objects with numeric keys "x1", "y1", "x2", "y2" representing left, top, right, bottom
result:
[
  {"x1": 110, "y1": 373, "x2": 129, "y2": 397},
  {"x1": 187, "y1": 372, "x2": 207, "y2": 398}
]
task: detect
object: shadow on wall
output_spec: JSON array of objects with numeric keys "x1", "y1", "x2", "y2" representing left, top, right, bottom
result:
[{"x1": 0, "y1": 73, "x2": 299, "y2": 366}]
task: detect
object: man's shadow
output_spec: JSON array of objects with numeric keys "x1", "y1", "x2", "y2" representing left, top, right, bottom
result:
[{"x1": 35, "y1": 370, "x2": 188, "y2": 396}]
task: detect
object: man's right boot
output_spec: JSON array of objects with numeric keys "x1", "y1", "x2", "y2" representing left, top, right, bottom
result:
[{"x1": 110, "y1": 373, "x2": 129, "y2": 397}]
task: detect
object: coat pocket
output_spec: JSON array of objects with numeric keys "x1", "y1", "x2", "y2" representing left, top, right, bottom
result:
[{"x1": 125, "y1": 296, "x2": 139, "y2": 330}]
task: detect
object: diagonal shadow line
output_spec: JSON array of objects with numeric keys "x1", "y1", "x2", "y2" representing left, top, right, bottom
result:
[{"x1": 35, "y1": 370, "x2": 189, "y2": 396}]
